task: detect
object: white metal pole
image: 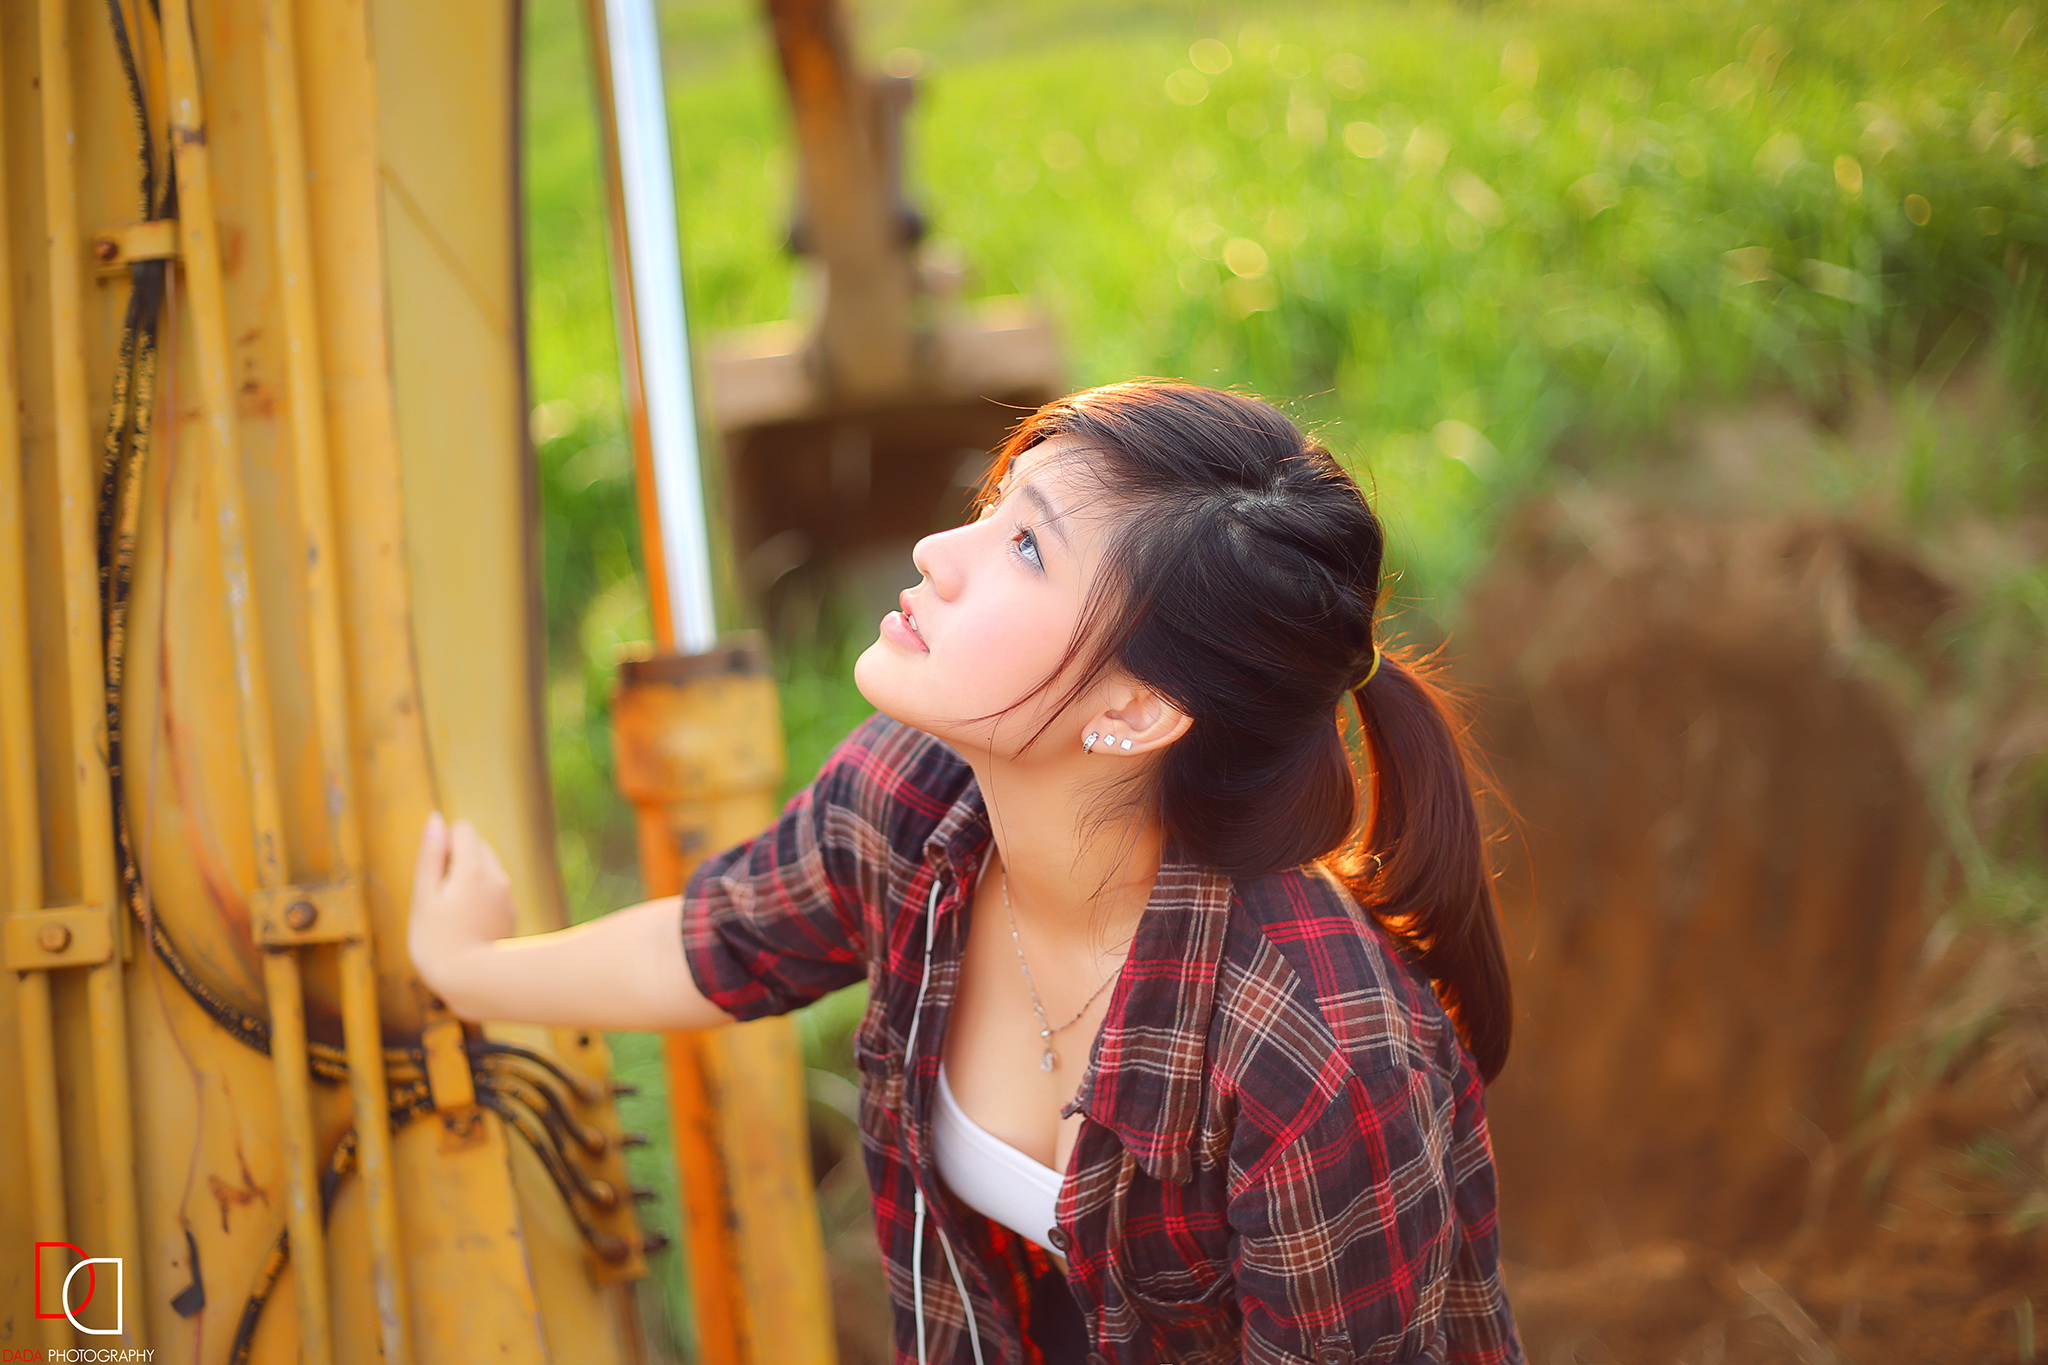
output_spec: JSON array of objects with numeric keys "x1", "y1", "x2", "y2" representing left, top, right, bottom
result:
[{"x1": 602, "y1": 0, "x2": 719, "y2": 654}]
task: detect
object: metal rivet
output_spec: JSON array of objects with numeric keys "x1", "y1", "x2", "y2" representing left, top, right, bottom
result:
[
  {"x1": 285, "y1": 899, "x2": 319, "y2": 931},
  {"x1": 92, "y1": 236, "x2": 119, "y2": 263},
  {"x1": 38, "y1": 922, "x2": 72, "y2": 953}
]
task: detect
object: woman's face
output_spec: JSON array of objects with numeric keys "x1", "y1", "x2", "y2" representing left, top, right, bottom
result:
[{"x1": 854, "y1": 437, "x2": 1114, "y2": 757}]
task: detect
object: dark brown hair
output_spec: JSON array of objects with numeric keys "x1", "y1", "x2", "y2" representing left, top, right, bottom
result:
[{"x1": 982, "y1": 380, "x2": 1512, "y2": 1080}]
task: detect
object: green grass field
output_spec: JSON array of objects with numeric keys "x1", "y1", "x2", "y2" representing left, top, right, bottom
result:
[{"x1": 519, "y1": 0, "x2": 2047, "y2": 1351}]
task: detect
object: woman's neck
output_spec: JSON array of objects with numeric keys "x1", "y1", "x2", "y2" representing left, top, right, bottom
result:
[{"x1": 961, "y1": 745, "x2": 1161, "y2": 950}]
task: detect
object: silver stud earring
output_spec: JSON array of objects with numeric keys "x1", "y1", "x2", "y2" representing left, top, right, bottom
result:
[
  {"x1": 1083, "y1": 732, "x2": 1099, "y2": 753},
  {"x1": 1119, "y1": 737, "x2": 1133, "y2": 751}
]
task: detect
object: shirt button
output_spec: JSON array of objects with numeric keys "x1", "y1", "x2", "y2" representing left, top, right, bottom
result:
[{"x1": 1046, "y1": 1227, "x2": 1069, "y2": 1251}]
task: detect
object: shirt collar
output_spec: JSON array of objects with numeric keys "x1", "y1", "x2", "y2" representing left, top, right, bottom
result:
[
  {"x1": 921, "y1": 768, "x2": 993, "y2": 880},
  {"x1": 1063, "y1": 839, "x2": 1232, "y2": 1185}
]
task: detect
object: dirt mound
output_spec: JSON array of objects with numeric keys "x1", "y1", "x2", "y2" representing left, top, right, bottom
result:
[
  {"x1": 1506, "y1": 1215, "x2": 2045, "y2": 1365},
  {"x1": 1462, "y1": 494, "x2": 2045, "y2": 1361}
]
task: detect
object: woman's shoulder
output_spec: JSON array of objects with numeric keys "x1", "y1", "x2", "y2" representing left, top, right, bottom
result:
[
  {"x1": 1214, "y1": 864, "x2": 1465, "y2": 1085},
  {"x1": 811, "y1": 711, "x2": 978, "y2": 851}
]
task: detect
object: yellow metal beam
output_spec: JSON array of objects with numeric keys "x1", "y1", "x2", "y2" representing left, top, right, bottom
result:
[
  {"x1": 36, "y1": 0, "x2": 143, "y2": 1349},
  {"x1": 12, "y1": 11, "x2": 74, "y2": 1354},
  {"x1": 4, "y1": 3, "x2": 658, "y2": 1359},
  {"x1": 258, "y1": 0, "x2": 414, "y2": 1353},
  {"x1": 0, "y1": 0, "x2": 37, "y2": 926},
  {"x1": 162, "y1": 1, "x2": 330, "y2": 1358},
  {"x1": 158, "y1": 0, "x2": 289, "y2": 892}
]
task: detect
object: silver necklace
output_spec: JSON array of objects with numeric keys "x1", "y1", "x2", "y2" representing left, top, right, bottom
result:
[{"x1": 1001, "y1": 866, "x2": 1121, "y2": 1073}]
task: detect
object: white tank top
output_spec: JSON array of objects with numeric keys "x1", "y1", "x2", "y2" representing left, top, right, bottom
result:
[{"x1": 933, "y1": 1061, "x2": 1065, "y2": 1251}]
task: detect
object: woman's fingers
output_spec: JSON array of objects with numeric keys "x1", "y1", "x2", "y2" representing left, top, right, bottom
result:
[
  {"x1": 413, "y1": 810, "x2": 449, "y2": 905},
  {"x1": 448, "y1": 818, "x2": 492, "y2": 893},
  {"x1": 473, "y1": 824, "x2": 510, "y2": 881},
  {"x1": 432, "y1": 818, "x2": 518, "y2": 938},
  {"x1": 409, "y1": 811, "x2": 454, "y2": 992}
]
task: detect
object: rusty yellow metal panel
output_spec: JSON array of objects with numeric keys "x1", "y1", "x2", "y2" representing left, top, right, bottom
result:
[{"x1": 1, "y1": 2, "x2": 656, "y2": 1361}]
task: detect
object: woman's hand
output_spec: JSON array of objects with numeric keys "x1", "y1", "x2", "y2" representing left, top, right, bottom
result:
[
  {"x1": 408, "y1": 811, "x2": 517, "y2": 1002},
  {"x1": 404, "y1": 809, "x2": 734, "y2": 1030}
]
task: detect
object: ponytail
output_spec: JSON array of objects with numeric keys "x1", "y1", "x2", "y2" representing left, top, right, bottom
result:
[{"x1": 1343, "y1": 651, "x2": 1512, "y2": 1082}]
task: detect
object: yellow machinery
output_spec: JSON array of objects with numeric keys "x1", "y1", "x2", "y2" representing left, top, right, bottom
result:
[
  {"x1": 0, "y1": 0, "x2": 832, "y2": 1359},
  {"x1": 712, "y1": 0, "x2": 1062, "y2": 628},
  {"x1": 0, "y1": 0, "x2": 1051, "y2": 1354}
]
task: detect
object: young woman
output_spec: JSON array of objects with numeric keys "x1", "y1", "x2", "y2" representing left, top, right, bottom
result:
[{"x1": 409, "y1": 381, "x2": 1524, "y2": 1365}]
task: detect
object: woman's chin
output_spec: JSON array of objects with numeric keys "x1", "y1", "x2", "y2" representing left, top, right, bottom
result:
[
  {"x1": 852, "y1": 640, "x2": 919, "y2": 723},
  {"x1": 851, "y1": 639, "x2": 888, "y2": 704},
  {"x1": 851, "y1": 645, "x2": 1034, "y2": 753}
]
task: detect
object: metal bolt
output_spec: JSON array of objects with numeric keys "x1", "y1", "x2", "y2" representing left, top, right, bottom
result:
[
  {"x1": 609, "y1": 1079, "x2": 641, "y2": 1099},
  {"x1": 590, "y1": 1231, "x2": 631, "y2": 1263},
  {"x1": 38, "y1": 922, "x2": 72, "y2": 953},
  {"x1": 285, "y1": 899, "x2": 318, "y2": 931},
  {"x1": 92, "y1": 236, "x2": 119, "y2": 263},
  {"x1": 640, "y1": 1231, "x2": 673, "y2": 1256},
  {"x1": 619, "y1": 1129, "x2": 650, "y2": 1148},
  {"x1": 630, "y1": 1185, "x2": 658, "y2": 1204}
]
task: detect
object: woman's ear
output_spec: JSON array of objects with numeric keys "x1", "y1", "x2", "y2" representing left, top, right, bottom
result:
[{"x1": 1080, "y1": 688, "x2": 1192, "y2": 756}]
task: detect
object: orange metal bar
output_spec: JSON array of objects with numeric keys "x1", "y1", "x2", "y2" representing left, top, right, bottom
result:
[
  {"x1": 583, "y1": 5, "x2": 835, "y2": 1361},
  {"x1": 582, "y1": 0, "x2": 678, "y2": 658},
  {"x1": 581, "y1": 7, "x2": 747, "y2": 1362},
  {"x1": 612, "y1": 650, "x2": 837, "y2": 1365}
]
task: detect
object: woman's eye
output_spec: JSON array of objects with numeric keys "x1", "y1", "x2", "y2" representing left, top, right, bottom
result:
[{"x1": 1012, "y1": 527, "x2": 1042, "y2": 569}]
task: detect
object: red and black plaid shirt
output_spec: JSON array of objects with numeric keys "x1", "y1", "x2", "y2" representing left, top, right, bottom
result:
[{"x1": 682, "y1": 713, "x2": 1523, "y2": 1365}]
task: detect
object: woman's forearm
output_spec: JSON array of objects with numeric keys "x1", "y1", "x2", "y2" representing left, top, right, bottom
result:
[{"x1": 431, "y1": 895, "x2": 738, "y2": 1032}]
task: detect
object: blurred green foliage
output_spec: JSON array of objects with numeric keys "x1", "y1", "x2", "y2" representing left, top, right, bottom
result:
[{"x1": 523, "y1": 0, "x2": 2046, "y2": 1352}]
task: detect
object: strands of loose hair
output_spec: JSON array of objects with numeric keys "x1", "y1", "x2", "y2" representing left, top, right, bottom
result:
[{"x1": 934, "y1": 380, "x2": 1515, "y2": 1080}]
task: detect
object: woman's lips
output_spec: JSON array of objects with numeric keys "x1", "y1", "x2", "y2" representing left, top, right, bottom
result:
[{"x1": 881, "y1": 609, "x2": 929, "y2": 653}]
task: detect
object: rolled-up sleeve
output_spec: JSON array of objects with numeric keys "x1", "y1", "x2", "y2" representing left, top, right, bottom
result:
[{"x1": 679, "y1": 717, "x2": 893, "y2": 1021}]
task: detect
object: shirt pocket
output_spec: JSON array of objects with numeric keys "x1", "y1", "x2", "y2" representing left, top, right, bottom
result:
[
  {"x1": 850, "y1": 1005, "x2": 906, "y2": 1137},
  {"x1": 1108, "y1": 1239, "x2": 1239, "y2": 1364}
]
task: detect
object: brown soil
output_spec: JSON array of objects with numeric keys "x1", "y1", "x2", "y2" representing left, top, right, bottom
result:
[{"x1": 1463, "y1": 494, "x2": 2047, "y2": 1364}]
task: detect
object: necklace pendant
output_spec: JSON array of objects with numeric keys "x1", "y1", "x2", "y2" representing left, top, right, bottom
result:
[{"x1": 1040, "y1": 1049, "x2": 1056, "y2": 1073}]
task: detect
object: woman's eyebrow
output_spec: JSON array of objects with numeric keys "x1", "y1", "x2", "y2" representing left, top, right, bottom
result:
[{"x1": 1019, "y1": 482, "x2": 1071, "y2": 547}]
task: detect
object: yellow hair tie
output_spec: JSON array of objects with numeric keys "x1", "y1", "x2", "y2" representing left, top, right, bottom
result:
[{"x1": 1358, "y1": 645, "x2": 1382, "y2": 688}]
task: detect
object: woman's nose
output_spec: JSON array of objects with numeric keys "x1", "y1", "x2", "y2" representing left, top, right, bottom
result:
[{"x1": 911, "y1": 522, "x2": 972, "y2": 599}]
